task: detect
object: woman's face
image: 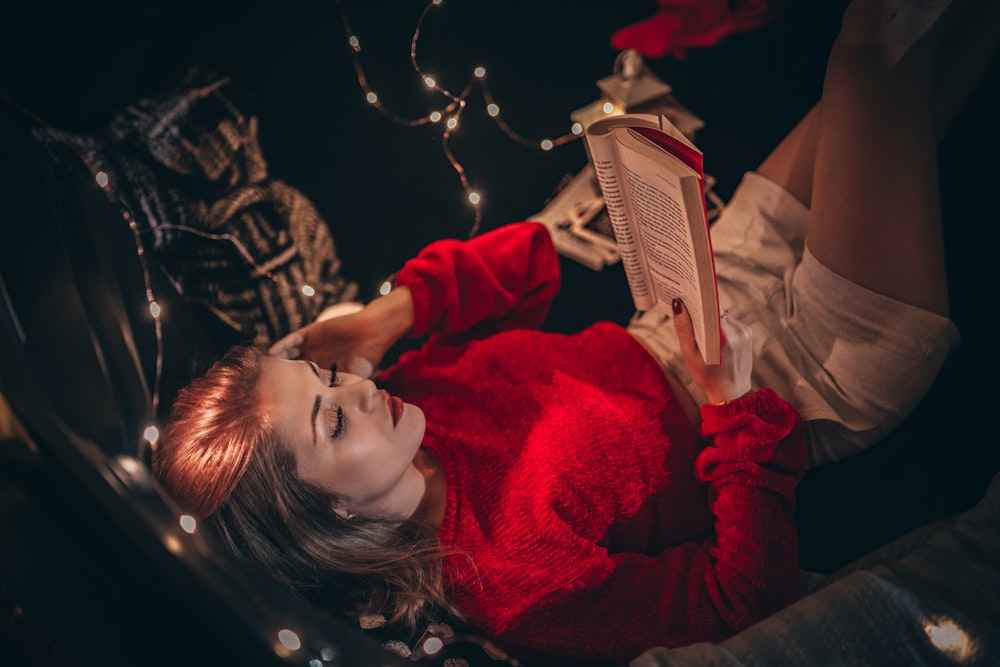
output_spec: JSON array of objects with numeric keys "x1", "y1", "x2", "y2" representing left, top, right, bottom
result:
[{"x1": 258, "y1": 356, "x2": 427, "y2": 522}]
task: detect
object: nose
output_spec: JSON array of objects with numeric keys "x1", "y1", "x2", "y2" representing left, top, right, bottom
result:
[{"x1": 335, "y1": 373, "x2": 378, "y2": 412}]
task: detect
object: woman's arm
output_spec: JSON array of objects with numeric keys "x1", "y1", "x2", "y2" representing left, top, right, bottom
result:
[
  {"x1": 489, "y1": 301, "x2": 804, "y2": 663},
  {"x1": 397, "y1": 221, "x2": 560, "y2": 339},
  {"x1": 493, "y1": 389, "x2": 806, "y2": 664},
  {"x1": 268, "y1": 221, "x2": 559, "y2": 371},
  {"x1": 266, "y1": 285, "x2": 413, "y2": 374}
]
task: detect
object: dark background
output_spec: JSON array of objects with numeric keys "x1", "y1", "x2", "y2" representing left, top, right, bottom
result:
[{"x1": 2, "y1": 0, "x2": 998, "y2": 581}]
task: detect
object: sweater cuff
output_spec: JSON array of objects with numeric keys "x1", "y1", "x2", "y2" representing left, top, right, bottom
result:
[{"x1": 394, "y1": 266, "x2": 433, "y2": 339}]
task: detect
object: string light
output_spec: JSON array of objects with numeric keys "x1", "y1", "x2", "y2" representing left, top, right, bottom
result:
[
  {"x1": 277, "y1": 628, "x2": 302, "y2": 653},
  {"x1": 92, "y1": 163, "x2": 167, "y2": 434},
  {"x1": 143, "y1": 425, "x2": 160, "y2": 444},
  {"x1": 82, "y1": 0, "x2": 589, "y2": 463},
  {"x1": 421, "y1": 636, "x2": 444, "y2": 655},
  {"x1": 179, "y1": 514, "x2": 198, "y2": 534},
  {"x1": 334, "y1": 0, "x2": 582, "y2": 237},
  {"x1": 85, "y1": 163, "x2": 320, "y2": 458},
  {"x1": 123, "y1": 205, "x2": 164, "y2": 423}
]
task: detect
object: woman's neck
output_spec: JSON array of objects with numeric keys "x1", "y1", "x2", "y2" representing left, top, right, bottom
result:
[{"x1": 410, "y1": 447, "x2": 447, "y2": 531}]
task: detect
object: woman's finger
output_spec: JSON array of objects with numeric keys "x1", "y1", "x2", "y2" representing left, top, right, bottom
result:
[
  {"x1": 267, "y1": 332, "x2": 303, "y2": 359},
  {"x1": 345, "y1": 356, "x2": 375, "y2": 379},
  {"x1": 671, "y1": 298, "x2": 703, "y2": 369}
]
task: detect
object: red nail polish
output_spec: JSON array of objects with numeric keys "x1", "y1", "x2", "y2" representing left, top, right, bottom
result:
[{"x1": 672, "y1": 298, "x2": 682, "y2": 314}]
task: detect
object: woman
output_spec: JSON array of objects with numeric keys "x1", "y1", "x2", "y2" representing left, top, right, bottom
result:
[
  {"x1": 153, "y1": 0, "x2": 997, "y2": 663},
  {"x1": 158, "y1": 222, "x2": 805, "y2": 664}
]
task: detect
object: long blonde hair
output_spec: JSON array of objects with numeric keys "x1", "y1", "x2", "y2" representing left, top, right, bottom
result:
[{"x1": 152, "y1": 344, "x2": 452, "y2": 629}]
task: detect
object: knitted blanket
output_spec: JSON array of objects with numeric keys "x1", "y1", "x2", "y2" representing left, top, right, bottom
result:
[{"x1": 34, "y1": 68, "x2": 357, "y2": 349}]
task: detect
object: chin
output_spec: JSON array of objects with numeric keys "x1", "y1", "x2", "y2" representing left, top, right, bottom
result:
[{"x1": 402, "y1": 403, "x2": 427, "y2": 442}]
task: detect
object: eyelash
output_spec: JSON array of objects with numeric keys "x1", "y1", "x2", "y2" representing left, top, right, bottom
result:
[
  {"x1": 327, "y1": 365, "x2": 344, "y2": 440},
  {"x1": 328, "y1": 406, "x2": 345, "y2": 440}
]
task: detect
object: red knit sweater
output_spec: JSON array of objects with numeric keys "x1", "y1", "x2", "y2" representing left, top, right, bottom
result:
[{"x1": 379, "y1": 221, "x2": 806, "y2": 665}]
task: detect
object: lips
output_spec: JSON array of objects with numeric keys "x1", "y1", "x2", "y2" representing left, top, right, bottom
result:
[{"x1": 389, "y1": 395, "x2": 404, "y2": 427}]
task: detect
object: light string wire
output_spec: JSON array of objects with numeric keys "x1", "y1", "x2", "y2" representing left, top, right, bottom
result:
[
  {"x1": 123, "y1": 207, "x2": 164, "y2": 423},
  {"x1": 335, "y1": 0, "x2": 582, "y2": 237},
  {"x1": 75, "y1": 0, "x2": 589, "y2": 453},
  {"x1": 89, "y1": 169, "x2": 304, "y2": 454}
]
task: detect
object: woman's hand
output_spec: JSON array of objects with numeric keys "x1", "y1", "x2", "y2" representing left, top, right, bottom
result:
[
  {"x1": 672, "y1": 298, "x2": 753, "y2": 404},
  {"x1": 267, "y1": 286, "x2": 415, "y2": 378}
]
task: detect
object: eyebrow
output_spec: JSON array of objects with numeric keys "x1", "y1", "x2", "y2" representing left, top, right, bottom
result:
[{"x1": 306, "y1": 361, "x2": 321, "y2": 445}]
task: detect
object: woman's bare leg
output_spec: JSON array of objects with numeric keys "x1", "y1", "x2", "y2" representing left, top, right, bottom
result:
[
  {"x1": 758, "y1": 0, "x2": 1000, "y2": 239},
  {"x1": 757, "y1": 104, "x2": 821, "y2": 209}
]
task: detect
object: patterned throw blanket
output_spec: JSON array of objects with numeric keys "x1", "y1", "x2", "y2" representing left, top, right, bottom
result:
[{"x1": 34, "y1": 68, "x2": 357, "y2": 349}]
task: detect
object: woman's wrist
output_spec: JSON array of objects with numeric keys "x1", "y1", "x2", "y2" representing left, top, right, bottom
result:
[
  {"x1": 708, "y1": 389, "x2": 754, "y2": 406},
  {"x1": 365, "y1": 285, "x2": 415, "y2": 347}
]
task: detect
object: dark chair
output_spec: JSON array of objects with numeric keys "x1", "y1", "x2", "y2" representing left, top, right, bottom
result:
[{"x1": 0, "y1": 100, "x2": 436, "y2": 667}]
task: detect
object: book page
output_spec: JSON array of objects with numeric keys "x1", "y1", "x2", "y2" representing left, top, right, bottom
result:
[
  {"x1": 616, "y1": 131, "x2": 713, "y2": 360},
  {"x1": 586, "y1": 120, "x2": 656, "y2": 310},
  {"x1": 585, "y1": 112, "x2": 720, "y2": 363}
]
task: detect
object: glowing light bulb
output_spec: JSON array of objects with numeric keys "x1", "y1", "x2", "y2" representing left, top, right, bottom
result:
[
  {"x1": 571, "y1": 122, "x2": 583, "y2": 135},
  {"x1": 925, "y1": 619, "x2": 973, "y2": 659},
  {"x1": 348, "y1": 35, "x2": 360, "y2": 50},
  {"x1": 473, "y1": 66, "x2": 486, "y2": 78},
  {"x1": 422, "y1": 637, "x2": 443, "y2": 655},
  {"x1": 429, "y1": 111, "x2": 442, "y2": 122},
  {"x1": 179, "y1": 514, "x2": 197, "y2": 534},
  {"x1": 95, "y1": 171, "x2": 109, "y2": 188},
  {"x1": 487, "y1": 104, "x2": 499, "y2": 117},
  {"x1": 302, "y1": 284, "x2": 315, "y2": 296},
  {"x1": 379, "y1": 280, "x2": 392, "y2": 296},
  {"x1": 540, "y1": 139, "x2": 553, "y2": 151},
  {"x1": 602, "y1": 102, "x2": 615, "y2": 113},
  {"x1": 149, "y1": 301, "x2": 161, "y2": 318},
  {"x1": 164, "y1": 534, "x2": 182, "y2": 554},
  {"x1": 468, "y1": 192, "x2": 481, "y2": 205},
  {"x1": 432, "y1": 0, "x2": 442, "y2": 5},
  {"x1": 366, "y1": 92, "x2": 378, "y2": 104},
  {"x1": 446, "y1": 117, "x2": 458, "y2": 129},
  {"x1": 277, "y1": 629, "x2": 302, "y2": 652},
  {"x1": 117, "y1": 456, "x2": 142, "y2": 475},
  {"x1": 424, "y1": 76, "x2": 436, "y2": 88},
  {"x1": 143, "y1": 425, "x2": 159, "y2": 444}
]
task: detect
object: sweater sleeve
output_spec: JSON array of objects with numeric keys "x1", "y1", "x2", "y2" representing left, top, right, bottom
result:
[
  {"x1": 394, "y1": 221, "x2": 560, "y2": 339},
  {"x1": 496, "y1": 387, "x2": 806, "y2": 665}
]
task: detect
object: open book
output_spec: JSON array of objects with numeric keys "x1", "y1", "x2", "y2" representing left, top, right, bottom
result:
[{"x1": 585, "y1": 112, "x2": 721, "y2": 364}]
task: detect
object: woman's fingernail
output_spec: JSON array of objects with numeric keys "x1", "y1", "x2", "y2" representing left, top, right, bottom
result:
[{"x1": 672, "y1": 298, "x2": 682, "y2": 314}]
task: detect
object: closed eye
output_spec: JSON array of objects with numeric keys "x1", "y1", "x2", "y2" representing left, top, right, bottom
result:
[
  {"x1": 328, "y1": 364, "x2": 340, "y2": 388},
  {"x1": 327, "y1": 406, "x2": 345, "y2": 440}
]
